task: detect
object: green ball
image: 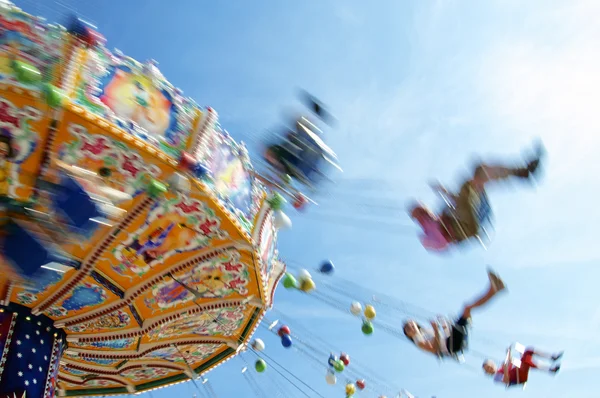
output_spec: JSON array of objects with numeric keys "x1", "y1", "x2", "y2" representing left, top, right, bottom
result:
[
  {"x1": 282, "y1": 273, "x2": 298, "y2": 289},
  {"x1": 361, "y1": 321, "x2": 374, "y2": 335},
  {"x1": 12, "y1": 60, "x2": 41, "y2": 85},
  {"x1": 148, "y1": 179, "x2": 168, "y2": 198},
  {"x1": 268, "y1": 192, "x2": 286, "y2": 210},
  {"x1": 255, "y1": 359, "x2": 267, "y2": 373},
  {"x1": 333, "y1": 360, "x2": 345, "y2": 372},
  {"x1": 43, "y1": 84, "x2": 65, "y2": 108}
]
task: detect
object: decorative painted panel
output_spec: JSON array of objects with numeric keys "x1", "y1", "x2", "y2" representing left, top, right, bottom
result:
[
  {"x1": 72, "y1": 45, "x2": 200, "y2": 158},
  {"x1": 134, "y1": 251, "x2": 253, "y2": 317}
]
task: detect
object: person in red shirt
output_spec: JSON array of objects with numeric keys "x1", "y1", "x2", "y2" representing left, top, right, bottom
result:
[
  {"x1": 408, "y1": 141, "x2": 544, "y2": 252},
  {"x1": 483, "y1": 347, "x2": 562, "y2": 387}
]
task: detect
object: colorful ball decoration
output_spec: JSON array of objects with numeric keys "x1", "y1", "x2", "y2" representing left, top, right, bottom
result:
[
  {"x1": 295, "y1": 269, "x2": 315, "y2": 292},
  {"x1": 148, "y1": 179, "x2": 168, "y2": 198},
  {"x1": 325, "y1": 371, "x2": 337, "y2": 385},
  {"x1": 356, "y1": 379, "x2": 366, "y2": 390},
  {"x1": 333, "y1": 360, "x2": 345, "y2": 372},
  {"x1": 255, "y1": 359, "x2": 267, "y2": 373},
  {"x1": 267, "y1": 192, "x2": 286, "y2": 210},
  {"x1": 273, "y1": 210, "x2": 292, "y2": 230},
  {"x1": 168, "y1": 172, "x2": 191, "y2": 194},
  {"x1": 292, "y1": 193, "x2": 308, "y2": 210},
  {"x1": 361, "y1": 320, "x2": 374, "y2": 336},
  {"x1": 328, "y1": 353, "x2": 338, "y2": 368},
  {"x1": 282, "y1": 273, "x2": 298, "y2": 289},
  {"x1": 299, "y1": 278, "x2": 316, "y2": 293},
  {"x1": 67, "y1": 16, "x2": 103, "y2": 46},
  {"x1": 12, "y1": 60, "x2": 41, "y2": 85},
  {"x1": 179, "y1": 151, "x2": 196, "y2": 170},
  {"x1": 277, "y1": 325, "x2": 291, "y2": 337},
  {"x1": 350, "y1": 302, "x2": 363, "y2": 316},
  {"x1": 297, "y1": 269, "x2": 312, "y2": 282},
  {"x1": 281, "y1": 334, "x2": 293, "y2": 348},
  {"x1": 43, "y1": 84, "x2": 65, "y2": 108},
  {"x1": 179, "y1": 152, "x2": 208, "y2": 178},
  {"x1": 192, "y1": 163, "x2": 209, "y2": 178},
  {"x1": 319, "y1": 260, "x2": 335, "y2": 274},
  {"x1": 340, "y1": 353, "x2": 350, "y2": 366},
  {"x1": 345, "y1": 383, "x2": 356, "y2": 396},
  {"x1": 251, "y1": 338, "x2": 265, "y2": 352},
  {"x1": 364, "y1": 305, "x2": 376, "y2": 320}
]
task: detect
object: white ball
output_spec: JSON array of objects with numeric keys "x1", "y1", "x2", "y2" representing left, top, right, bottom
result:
[
  {"x1": 273, "y1": 210, "x2": 292, "y2": 230},
  {"x1": 325, "y1": 372, "x2": 337, "y2": 385},
  {"x1": 350, "y1": 302, "x2": 363, "y2": 316},
  {"x1": 298, "y1": 269, "x2": 312, "y2": 282},
  {"x1": 251, "y1": 338, "x2": 265, "y2": 352},
  {"x1": 167, "y1": 172, "x2": 191, "y2": 194}
]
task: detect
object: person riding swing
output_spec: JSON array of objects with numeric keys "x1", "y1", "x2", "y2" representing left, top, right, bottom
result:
[
  {"x1": 483, "y1": 344, "x2": 562, "y2": 388},
  {"x1": 402, "y1": 268, "x2": 506, "y2": 360},
  {"x1": 408, "y1": 141, "x2": 545, "y2": 252}
]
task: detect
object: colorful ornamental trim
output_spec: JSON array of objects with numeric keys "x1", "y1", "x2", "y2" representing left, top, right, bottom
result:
[
  {"x1": 0, "y1": 312, "x2": 18, "y2": 383},
  {"x1": 58, "y1": 363, "x2": 182, "y2": 377},
  {"x1": 71, "y1": 299, "x2": 247, "y2": 342},
  {"x1": 63, "y1": 339, "x2": 224, "y2": 362},
  {"x1": 43, "y1": 337, "x2": 62, "y2": 398}
]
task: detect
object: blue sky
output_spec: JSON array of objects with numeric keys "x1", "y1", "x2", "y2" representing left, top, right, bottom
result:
[{"x1": 16, "y1": 0, "x2": 600, "y2": 396}]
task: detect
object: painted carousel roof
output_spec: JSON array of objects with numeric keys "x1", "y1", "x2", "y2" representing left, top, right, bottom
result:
[{"x1": 0, "y1": 2, "x2": 285, "y2": 395}]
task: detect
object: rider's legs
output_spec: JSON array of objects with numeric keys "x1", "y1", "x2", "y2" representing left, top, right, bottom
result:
[
  {"x1": 518, "y1": 349, "x2": 560, "y2": 381},
  {"x1": 460, "y1": 269, "x2": 506, "y2": 320},
  {"x1": 446, "y1": 270, "x2": 506, "y2": 355},
  {"x1": 449, "y1": 147, "x2": 543, "y2": 241}
]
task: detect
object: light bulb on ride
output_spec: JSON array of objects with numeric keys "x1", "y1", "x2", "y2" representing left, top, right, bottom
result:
[
  {"x1": 300, "y1": 278, "x2": 316, "y2": 293},
  {"x1": 350, "y1": 302, "x2": 362, "y2": 316},
  {"x1": 167, "y1": 172, "x2": 191, "y2": 194},
  {"x1": 328, "y1": 353, "x2": 338, "y2": 367},
  {"x1": 281, "y1": 334, "x2": 293, "y2": 348},
  {"x1": 255, "y1": 359, "x2": 267, "y2": 373},
  {"x1": 361, "y1": 320, "x2": 374, "y2": 336},
  {"x1": 251, "y1": 338, "x2": 265, "y2": 352},
  {"x1": 364, "y1": 305, "x2": 376, "y2": 320},
  {"x1": 277, "y1": 325, "x2": 291, "y2": 337},
  {"x1": 273, "y1": 210, "x2": 292, "y2": 230},
  {"x1": 340, "y1": 353, "x2": 350, "y2": 366},
  {"x1": 319, "y1": 260, "x2": 335, "y2": 274},
  {"x1": 282, "y1": 273, "x2": 298, "y2": 289},
  {"x1": 293, "y1": 193, "x2": 308, "y2": 210},
  {"x1": 325, "y1": 372, "x2": 337, "y2": 385},
  {"x1": 297, "y1": 269, "x2": 312, "y2": 282},
  {"x1": 333, "y1": 360, "x2": 344, "y2": 372},
  {"x1": 345, "y1": 383, "x2": 356, "y2": 396}
]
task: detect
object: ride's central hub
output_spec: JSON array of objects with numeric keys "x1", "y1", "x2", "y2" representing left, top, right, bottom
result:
[{"x1": 0, "y1": 306, "x2": 65, "y2": 398}]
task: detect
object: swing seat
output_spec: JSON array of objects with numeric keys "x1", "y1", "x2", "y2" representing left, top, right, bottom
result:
[
  {"x1": 472, "y1": 191, "x2": 493, "y2": 240},
  {"x1": 512, "y1": 342, "x2": 526, "y2": 354},
  {"x1": 440, "y1": 190, "x2": 494, "y2": 248},
  {"x1": 51, "y1": 173, "x2": 106, "y2": 239},
  {"x1": 501, "y1": 343, "x2": 528, "y2": 390},
  {"x1": 265, "y1": 116, "x2": 341, "y2": 192},
  {"x1": 435, "y1": 318, "x2": 468, "y2": 363},
  {"x1": 1, "y1": 220, "x2": 72, "y2": 277}
]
